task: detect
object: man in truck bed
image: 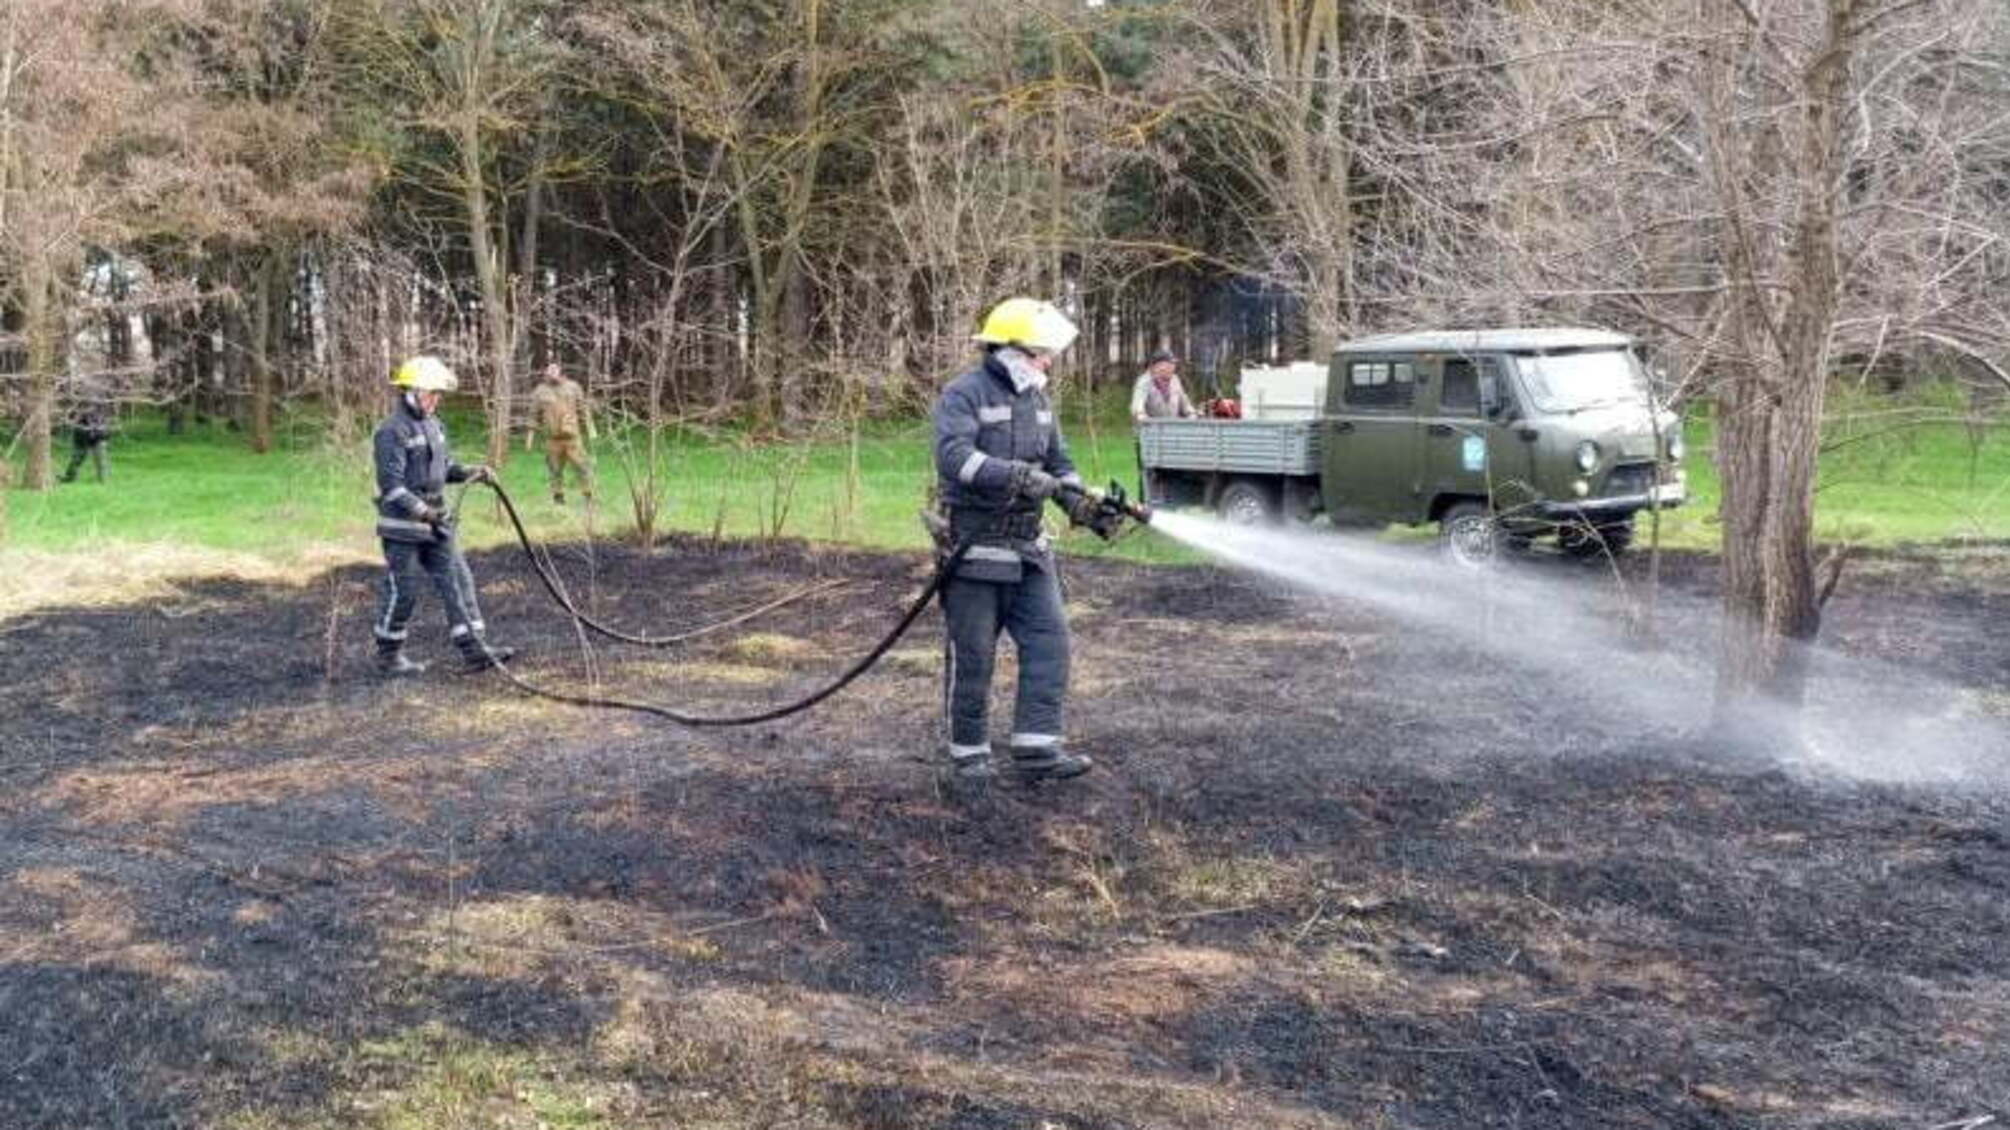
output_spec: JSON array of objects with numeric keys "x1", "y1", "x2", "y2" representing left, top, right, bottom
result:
[{"x1": 1130, "y1": 349, "x2": 1196, "y2": 423}]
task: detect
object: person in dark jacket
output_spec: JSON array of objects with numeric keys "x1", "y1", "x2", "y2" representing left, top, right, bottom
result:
[
  {"x1": 931, "y1": 298, "x2": 1110, "y2": 789},
  {"x1": 59, "y1": 402, "x2": 113, "y2": 483},
  {"x1": 370, "y1": 355, "x2": 515, "y2": 676}
]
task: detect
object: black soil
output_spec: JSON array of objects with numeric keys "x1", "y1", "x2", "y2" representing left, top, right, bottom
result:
[{"x1": 1, "y1": 535, "x2": 2005, "y2": 1128}]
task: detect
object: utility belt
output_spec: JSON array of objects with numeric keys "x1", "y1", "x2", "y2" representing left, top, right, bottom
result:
[
  {"x1": 375, "y1": 491, "x2": 445, "y2": 509},
  {"x1": 375, "y1": 492, "x2": 450, "y2": 544},
  {"x1": 950, "y1": 506, "x2": 1043, "y2": 545},
  {"x1": 940, "y1": 505, "x2": 1048, "y2": 584}
]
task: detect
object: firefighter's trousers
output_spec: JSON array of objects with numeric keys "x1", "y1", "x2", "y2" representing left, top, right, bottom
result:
[
  {"x1": 940, "y1": 564, "x2": 1069, "y2": 752},
  {"x1": 374, "y1": 536, "x2": 486, "y2": 645}
]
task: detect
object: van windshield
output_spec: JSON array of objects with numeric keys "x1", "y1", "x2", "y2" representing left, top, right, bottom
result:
[{"x1": 1513, "y1": 348, "x2": 1649, "y2": 413}]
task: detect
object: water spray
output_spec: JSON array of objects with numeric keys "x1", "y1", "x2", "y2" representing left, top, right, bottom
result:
[{"x1": 1142, "y1": 509, "x2": 2009, "y2": 786}]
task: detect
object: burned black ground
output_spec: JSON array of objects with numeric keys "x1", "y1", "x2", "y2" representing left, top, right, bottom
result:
[{"x1": 1, "y1": 535, "x2": 2005, "y2": 1128}]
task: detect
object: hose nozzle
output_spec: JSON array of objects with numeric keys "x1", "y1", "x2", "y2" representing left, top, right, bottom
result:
[{"x1": 1101, "y1": 479, "x2": 1152, "y2": 526}]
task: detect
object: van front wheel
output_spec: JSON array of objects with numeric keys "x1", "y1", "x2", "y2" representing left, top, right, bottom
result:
[{"x1": 1439, "y1": 501, "x2": 1501, "y2": 568}]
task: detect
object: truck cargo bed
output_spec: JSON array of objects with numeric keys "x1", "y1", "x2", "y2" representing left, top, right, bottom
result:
[{"x1": 1138, "y1": 419, "x2": 1321, "y2": 476}]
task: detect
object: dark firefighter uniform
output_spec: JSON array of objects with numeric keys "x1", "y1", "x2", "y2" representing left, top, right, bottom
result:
[
  {"x1": 932, "y1": 299, "x2": 1100, "y2": 785},
  {"x1": 370, "y1": 358, "x2": 511, "y2": 675}
]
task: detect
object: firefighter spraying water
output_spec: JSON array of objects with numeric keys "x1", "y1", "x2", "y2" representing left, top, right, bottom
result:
[{"x1": 429, "y1": 302, "x2": 1151, "y2": 772}]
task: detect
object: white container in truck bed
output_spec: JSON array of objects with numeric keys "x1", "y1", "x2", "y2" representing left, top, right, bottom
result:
[{"x1": 1238, "y1": 362, "x2": 1328, "y2": 421}]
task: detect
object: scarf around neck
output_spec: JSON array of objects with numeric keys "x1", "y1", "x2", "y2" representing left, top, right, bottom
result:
[{"x1": 996, "y1": 347, "x2": 1048, "y2": 394}]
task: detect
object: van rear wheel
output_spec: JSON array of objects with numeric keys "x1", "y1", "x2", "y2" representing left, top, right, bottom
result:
[
  {"x1": 1439, "y1": 501, "x2": 1502, "y2": 568},
  {"x1": 1217, "y1": 479, "x2": 1278, "y2": 526}
]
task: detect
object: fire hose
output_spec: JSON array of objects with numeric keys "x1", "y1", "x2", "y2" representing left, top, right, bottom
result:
[{"x1": 460, "y1": 476, "x2": 1148, "y2": 728}]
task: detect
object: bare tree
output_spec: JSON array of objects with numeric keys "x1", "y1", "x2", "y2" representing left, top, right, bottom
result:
[
  {"x1": 1366, "y1": 0, "x2": 2010, "y2": 732},
  {"x1": 1182, "y1": 0, "x2": 1360, "y2": 353},
  {"x1": 0, "y1": 0, "x2": 299, "y2": 486},
  {"x1": 332, "y1": 0, "x2": 567, "y2": 466}
]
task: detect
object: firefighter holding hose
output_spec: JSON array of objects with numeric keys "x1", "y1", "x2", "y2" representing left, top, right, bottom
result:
[
  {"x1": 930, "y1": 298, "x2": 1124, "y2": 789},
  {"x1": 370, "y1": 355, "x2": 516, "y2": 676}
]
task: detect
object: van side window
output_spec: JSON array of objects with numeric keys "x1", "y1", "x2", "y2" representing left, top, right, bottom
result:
[
  {"x1": 1440, "y1": 359, "x2": 1480, "y2": 415},
  {"x1": 1347, "y1": 360, "x2": 1414, "y2": 410}
]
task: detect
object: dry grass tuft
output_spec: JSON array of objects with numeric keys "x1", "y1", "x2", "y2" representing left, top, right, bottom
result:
[
  {"x1": 878, "y1": 647, "x2": 937, "y2": 675},
  {"x1": 945, "y1": 944, "x2": 1255, "y2": 1027},
  {"x1": 726, "y1": 632, "x2": 825, "y2": 665},
  {"x1": 0, "y1": 541, "x2": 371, "y2": 620},
  {"x1": 403, "y1": 894, "x2": 727, "y2": 982},
  {"x1": 3, "y1": 867, "x2": 206, "y2": 984}
]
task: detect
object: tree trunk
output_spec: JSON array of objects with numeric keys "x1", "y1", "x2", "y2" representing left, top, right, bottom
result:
[
  {"x1": 513, "y1": 122, "x2": 547, "y2": 375},
  {"x1": 779, "y1": 265, "x2": 809, "y2": 429},
  {"x1": 248, "y1": 254, "x2": 281, "y2": 454},
  {"x1": 20, "y1": 257, "x2": 56, "y2": 490},
  {"x1": 1711, "y1": 0, "x2": 1856, "y2": 737},
  {"x1": 459, "y1": 116, "x2": 514, "y2": 468},
  {"x1": 707, "y1": 221, "x2": 734, "y2": 412}
]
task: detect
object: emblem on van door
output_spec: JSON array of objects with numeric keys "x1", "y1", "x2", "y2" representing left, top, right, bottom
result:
[{"x1": 1462, "y1": 435, "x2": 1487, "y2": 472}]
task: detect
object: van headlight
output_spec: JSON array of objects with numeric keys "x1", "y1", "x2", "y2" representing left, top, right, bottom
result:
[
  {"x1": 1574, "y1": 441, "x2": 1600, "y2": 473},
  {"x1": 1666, "y1": 432, "x2": 1685, "y2": 462}
]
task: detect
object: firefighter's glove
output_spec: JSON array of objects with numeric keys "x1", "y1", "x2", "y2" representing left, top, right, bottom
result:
[
  {"x1": 1059, "y1": 487, "x2": 1121, "y2": 541},
  {"x1": 1007, "y1": 462, "x2": 1061, "y2": 501},
  {"x1": 919, "y1": 507, "x2": 953, "y2": 556},
  {"x1": 414, "y1": 503, "x2": 455, "y2": 539}
]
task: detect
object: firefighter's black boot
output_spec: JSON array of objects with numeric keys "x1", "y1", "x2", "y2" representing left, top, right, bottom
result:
[
  {"x1": 1009, "y1": 743, "x2": 1093, "y2": 783},
  {"x1": 939, "y1": 746, "x2": 998, "y2": 803},
  {"x1": 458, "y1": 635, "x2": 516, "y2": 672},
  {"x1": 375, "y1": 641, "x2": 426, "y2": 677}
]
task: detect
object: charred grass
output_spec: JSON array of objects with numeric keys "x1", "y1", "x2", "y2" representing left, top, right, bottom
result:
[{"x1": 1, "y1": 536, "x2": 2007, "y2": 1128}]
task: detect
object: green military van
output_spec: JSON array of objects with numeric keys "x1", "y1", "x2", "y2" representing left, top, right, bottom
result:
[{"x1": 1136, "y1": 327, "x2": 1687, "y2": 563}]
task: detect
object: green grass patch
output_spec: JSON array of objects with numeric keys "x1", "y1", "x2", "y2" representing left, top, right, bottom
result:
[
  {"x1": 1649, "y1": 392, "x2": 2010, "y2": 551},
  {"x1": 4, "y1": 387, "x2": 2005, "y2": 594},
  {"x1": 219, "y1": 1021, "x2": 613, "y2": 1130}
]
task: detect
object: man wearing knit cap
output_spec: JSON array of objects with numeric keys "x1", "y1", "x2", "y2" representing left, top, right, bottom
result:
[{"x1": 1129, "y1": 349, "x2": 1195, "y2": 423}]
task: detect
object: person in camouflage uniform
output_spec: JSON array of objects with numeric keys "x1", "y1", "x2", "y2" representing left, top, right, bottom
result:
[{"x1": 527, "y1": 362, "x2": 596, "y2": 505}]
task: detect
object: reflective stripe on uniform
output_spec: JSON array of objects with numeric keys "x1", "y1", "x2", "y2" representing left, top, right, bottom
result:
[
  {"x1": 1010, "y1": 733, "x2": 1060, "y2": 748},
  {"x1": 958, "y1": 451, "x2": 988, "y2": 484},
  {"x1": 943, "y1": 631, "x2": 956, "y2": 743},
  {"x1": 375, "y1": 567, "x2": 404, "y2": 640},
  {"x1": 377, "y1": 516, "x2": 434, "y2": 535},
  {"x1": 977, "y1": 405, "x2": 1012, "y2": 423},
  {"x1": 965, "y1": 545, "x2": 1022, "y2": 563}
]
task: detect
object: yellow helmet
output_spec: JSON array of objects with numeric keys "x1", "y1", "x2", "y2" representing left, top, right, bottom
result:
[
  {"x1": 972, "y1": 298, "x2": 1079, "y2": 354},
  {"x1": 391, "y1": 355, "x2": 459, "y2": 392}
]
